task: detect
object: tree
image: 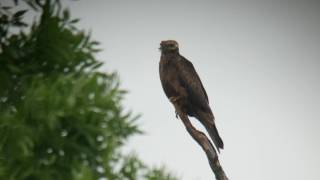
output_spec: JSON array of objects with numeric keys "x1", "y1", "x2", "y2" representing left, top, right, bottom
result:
[{"x1": 0, "y1": 1, "x2": 177, "y2": 179}]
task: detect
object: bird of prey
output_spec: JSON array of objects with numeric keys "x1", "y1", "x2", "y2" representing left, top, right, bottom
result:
[{"x1": 159, "y1": 40, "x2": 224, "y2": 152}]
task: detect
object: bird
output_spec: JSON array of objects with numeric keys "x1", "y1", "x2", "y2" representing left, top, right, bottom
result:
[{"x1": 159, "y1": 40, "x2": 224, "y2": 152}]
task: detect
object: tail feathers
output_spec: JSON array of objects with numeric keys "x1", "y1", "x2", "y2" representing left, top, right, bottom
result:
[
  {"x1": 206, "y1": 123, "x2": 224, "y2": 153},
  {"x1": 195, "y1": 111, "x2": 224, "y2": 153}
]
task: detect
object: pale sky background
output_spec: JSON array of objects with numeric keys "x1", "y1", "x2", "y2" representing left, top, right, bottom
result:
[
  {"x1": 68, "y1": 1, "x2": 320, "y2": 180},
  {"x1": 9, "y1": 0, "x2": 320, "y2": 179}
]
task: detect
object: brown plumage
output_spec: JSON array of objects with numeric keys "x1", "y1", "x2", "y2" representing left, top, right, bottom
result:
[{"x1": 159, "y1": 40, "x2": 224, "y2": 152}]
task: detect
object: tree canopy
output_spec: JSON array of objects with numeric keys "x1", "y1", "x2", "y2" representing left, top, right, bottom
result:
[{"x1": 0, "y1": 1, "x2": 177, "y2": 179}]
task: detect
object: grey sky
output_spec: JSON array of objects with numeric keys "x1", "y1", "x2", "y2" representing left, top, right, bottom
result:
[
  {"x1": 13, "y1": 0, "x2": 320, "y2": 179},
  {"x1": 64, "y1": 1, "x2": 320, "y2": 179}
]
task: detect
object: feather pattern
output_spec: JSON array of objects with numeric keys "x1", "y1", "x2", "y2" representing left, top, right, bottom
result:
[{"x1": 159, "y1": 40, "x2": 224, "y2": 152}]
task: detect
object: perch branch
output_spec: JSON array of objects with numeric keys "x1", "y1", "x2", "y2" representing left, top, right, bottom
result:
[{"x1": 171, "y1": 102, "x2": 228, "y2": 180}]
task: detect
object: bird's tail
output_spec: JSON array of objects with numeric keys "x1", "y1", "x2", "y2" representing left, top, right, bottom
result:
[
  {"x1": 197, "y1": 111, "x2": 224, "y2": 153},
  {"x1": 206, "y1": 122, "x2": 224, "y2": 153}
]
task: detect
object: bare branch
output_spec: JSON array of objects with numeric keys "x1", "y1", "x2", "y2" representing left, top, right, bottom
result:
[{"x1": 172, "y1": 102, "x2": 228, "y2": 180}]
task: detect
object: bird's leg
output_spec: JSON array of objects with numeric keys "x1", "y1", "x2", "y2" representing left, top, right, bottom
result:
[
  {"x1": 169, "y1": 97, "x2": 179, "y2": 118},
  {"x1": 169, "y1": 96, "x2": 182, "y2": 118},
  {"x1": 169, "y1": 96, "x2": 181, "y2": 103}
]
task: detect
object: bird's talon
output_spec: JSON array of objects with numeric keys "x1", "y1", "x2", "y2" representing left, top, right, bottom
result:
[{"x1": 169, "y1": 96, "x2": 180, "y2": 103}]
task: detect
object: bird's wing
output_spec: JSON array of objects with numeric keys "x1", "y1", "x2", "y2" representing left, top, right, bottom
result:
[{"x1": 177, "y1": 56, "x2": 210, "y2": 110}]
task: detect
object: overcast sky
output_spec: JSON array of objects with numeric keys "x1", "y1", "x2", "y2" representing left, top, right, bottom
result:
[
  {"x1": 12, "y1": 0, "x2": 320, "y2": 179},
  {"x1": 66, "y1": 1, "x2": 320, "y2": 180}
]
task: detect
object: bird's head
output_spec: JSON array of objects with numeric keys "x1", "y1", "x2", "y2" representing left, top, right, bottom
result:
[{"x1": 159, "y1": 40, "x2": 179, "y2": 54}]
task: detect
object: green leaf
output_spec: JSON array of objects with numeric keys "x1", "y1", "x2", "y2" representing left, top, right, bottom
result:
[
  {"x1": 12, "y1": 21, "x2": 28, "y2": 27},
  {"x1": 1, "y1": 6, "x2": 12, "y2": 10},
  {"x1": 7, "y1": 65, "x2": 21, "y2": 73},
  {"x1": 69, "y1": 18, "x2": 79, "y2": 24},
  {"x1": 91, "y1": 62, "x2": 103, "y2": 69},
  {"x1": 63, "y1": 9, "x2": 70, "y2": 20},
  {"x1": 13, "y1": 10, "x2": 27, "y2": 18}
]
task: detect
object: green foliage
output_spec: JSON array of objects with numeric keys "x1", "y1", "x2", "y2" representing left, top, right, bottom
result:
[{"x1": 0, "y1": 1, "x2": 177, "y2": 180}]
